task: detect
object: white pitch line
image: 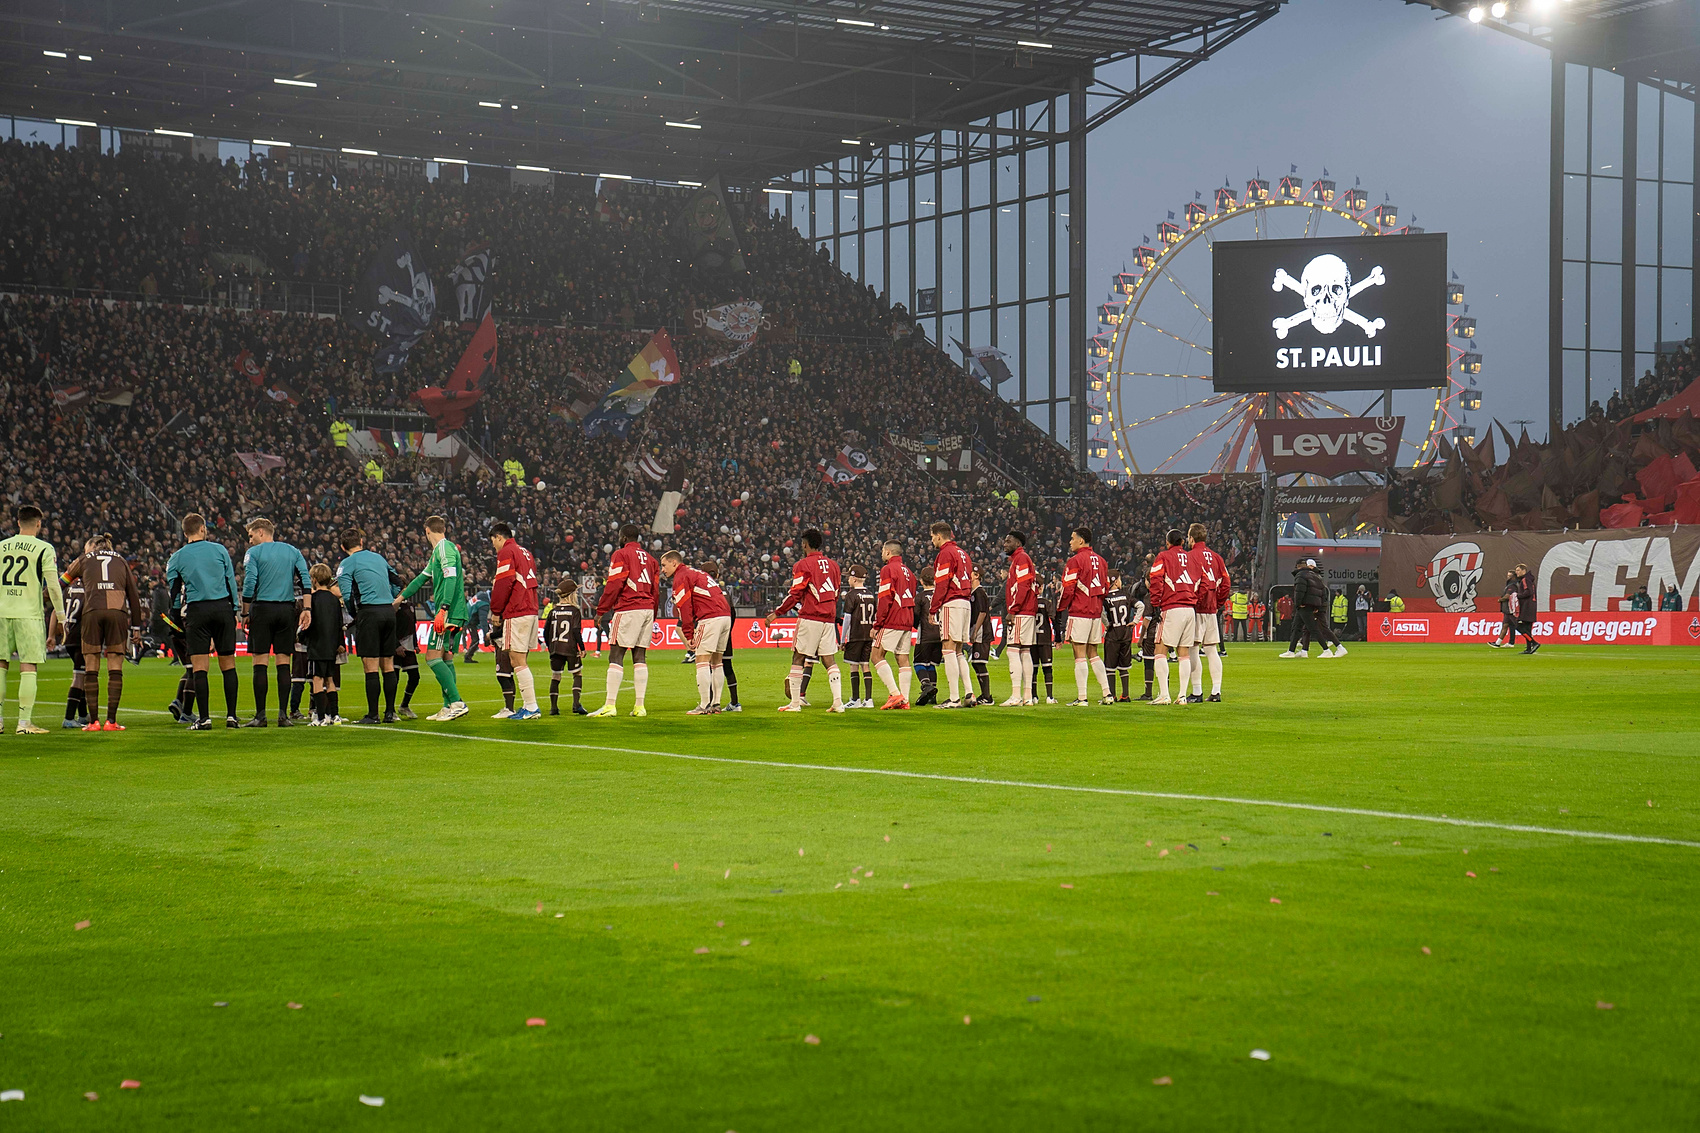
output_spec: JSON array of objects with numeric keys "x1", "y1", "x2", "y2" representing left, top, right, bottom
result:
[{"x1": 345, "y1": 725, "x2": 1700, "y2": 850}]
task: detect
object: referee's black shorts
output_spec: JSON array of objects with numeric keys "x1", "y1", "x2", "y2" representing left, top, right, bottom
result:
[
  {"x1": 353, "y1": 606, "x2": 399, "y2": 659},
  {"x1": 247, "y1": 600, "x2": 298, "y2": 657},
  {"x1": 186, "y1": 600, "x2": 238, "y2": 657}
]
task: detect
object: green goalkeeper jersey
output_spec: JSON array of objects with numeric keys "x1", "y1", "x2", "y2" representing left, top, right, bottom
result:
[
  {"x1": 0, "y1": 533, "x2": 64, "y2": 620},
  {"x1": 400, "y1": 538, "x2": 469, "y2": 625}
]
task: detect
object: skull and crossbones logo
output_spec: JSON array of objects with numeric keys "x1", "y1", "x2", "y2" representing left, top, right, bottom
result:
[{"x1": 1271, "y1": 254, "x2": 1385, "y2": 339}]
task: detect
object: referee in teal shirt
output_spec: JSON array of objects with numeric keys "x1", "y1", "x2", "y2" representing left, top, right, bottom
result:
[
  {"x1": 335, "y1": 527, "x2": 402, "y2": 724},
  {"x1": 240, "y1": 517, "x2": 312, "y2": 728},
  {"x1": 164, "y1": 512, "x2": 240, "y2": 730}
]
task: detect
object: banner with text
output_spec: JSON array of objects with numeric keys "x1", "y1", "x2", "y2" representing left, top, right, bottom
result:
[
  {"x1": 1370, "y1": 610, "x2": 1700, "y2": 645},
  {"x1": 1257, "y1": 416, "x2": 1403, "y2": 477}
]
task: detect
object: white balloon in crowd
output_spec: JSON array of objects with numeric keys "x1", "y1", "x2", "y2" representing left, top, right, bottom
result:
[{"x1": 603, "y1": 544, "x2": 614, "y2": 553}]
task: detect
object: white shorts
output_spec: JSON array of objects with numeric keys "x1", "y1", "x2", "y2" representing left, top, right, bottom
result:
[
  {"x1": 610, "y1": 609, "x2": 655, "y2": 650},
  {"x1": 1195, "y1": 610, "x2": 1221, "y2": 647},
  {"x1": 694, "y1": 614, "x2": 732, "y2": 655},
  {"x1": 502, "y1": 614, "x2": 539, "y2": 653},
  {"x1": 1159, "y1": 607, "x2": 1198, "y2": 649},
  {"x1": 1064, "y1": 616, "x2": 1104, "y2": 645},
  {"x1": 1006, "y1": 614, "x2": 1036, "y2": 647},
  {"x1": 793, "y1": 617, "x2": 839, "y2": 658},
  {"x1": 939, "y1": 599, "x2": 972, "y2": 643},
  {"x1": 877, "y1": 627, "x2": 912, "y2": 653}
]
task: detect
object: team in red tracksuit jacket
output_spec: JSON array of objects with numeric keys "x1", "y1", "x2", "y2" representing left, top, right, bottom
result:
[
  {"x1": 1190, "y1": 539, "x2": 1230, "y2": 616},
  {"x1": 1149, "y1": 545, "x2": 1200, "y2": 611},
  {"x1": 1005, "y1": 544, "x2": 1037, "y2": 617},
  {"x1": 875, "y1": 556, "x2": 918, "y2": 631},
  {"x1": 492, "y1": 539, "x2": 540, "y2": 618},
  {"x1": 775, "y1": 550, "x2": 843, "y2": 624},
  {"x1": 671, "y1": 564, "x2": 731, "y2": 637},
  {"x1": 928, "y1": 539, "x2": 973, "y2": 615},
  {"x1": 597, "y1": 541, "x2": 660, "y2": 617},
  {"x1": 1060, "y1": 546, "x2": 1108, "y2": 620}
]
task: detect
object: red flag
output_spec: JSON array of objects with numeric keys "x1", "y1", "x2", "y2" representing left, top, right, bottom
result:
[
  {"x1": 415, "y1": 386, "x2": 483, "y2": 434},
  {"x1": 448, "y1": 311, "x2": 498, "y2": 392},
  {"x1": 233, "y1": 350, "x2": 266, "y2": 387}
]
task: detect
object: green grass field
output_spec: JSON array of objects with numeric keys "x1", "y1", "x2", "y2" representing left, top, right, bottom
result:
[{"x1": 2, "y1": 644, "x2": 1697, "y2": 1131}]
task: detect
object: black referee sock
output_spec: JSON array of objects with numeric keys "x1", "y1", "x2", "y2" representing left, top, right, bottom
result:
[
  {"x1": 382, "y1": 668, "x2": 399, "y2": 714},
  {"x1": 401, "y1": 665, "x2": 419, "y2": 707},
  {"x1": 849, "y1": 672, "x2": 860, "y2": 701},
  {"x1": 1144, "y1": 658, "x2": 1155, "y2": 696},
  {"x1": 723, "y1": 659, "x2": 739, "y2": 706},
  {"x1": 365, "y1": 671, "x2": 381, "y2": 718},
  {"x1": 222, "y1": 668, "x2": 239, "y2": 719},
  {"x1": 194, "y1": 669, "x2": 211, "y2": 721},
  {"x1": 276, "y1": 667, "x2": 290, "y2": 717},
  {"x1": 65, "y1": 674, "x2": 85, "y2": 721},
  {"x1": 252, "y1": 665, "x2": 269, "y2": 717}
]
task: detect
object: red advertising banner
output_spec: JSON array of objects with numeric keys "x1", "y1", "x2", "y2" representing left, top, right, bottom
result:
[
  {"x1": 575, "y1": 616, "x2": 1013, "y2": 649},
  {"x1": 1369, "y1": 610, "x2": 1700, "y2": 645},
  {"x1": 1255, "y1": 415, "x2": 1403, "y2": 477}
]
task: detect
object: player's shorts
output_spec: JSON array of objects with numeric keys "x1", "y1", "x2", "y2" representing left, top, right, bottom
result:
[
  {"x1": 793, "y1": 617, "x2": 839, "y2": 659},
  {"x1": 971, "y1": 639, "x2": 991, "y2": 661},
  {"x1": 914, "y1": 638, "x2": 943, "y2": 665},
  {"x1": 1104, "y1": 633, "x2": 1134, "y2": 670},
  {"x1": 1065, "y1": 616, "x2": 1104, "y2": 646},
  {"x1": 82, "y1": 608, "x2": 131, "y2": 651},
  {"x1": 353, "y1": 606, "x2": 399, "y2": 658},
  {"x1": 1006, "y1": 614, "x2": 1036, "y2": 647},
  {"x1": 877, "y1": 627, "x2": 912, "y2": 654},
  {"x1": 495, "y1": 646, "x2": 513, "y2": 677},
  {"x1": 306, "y1": 659, "x2": 338, "y2": 682},
  {"x1": 69, "y1": 627, "x2": 85, "y2": 670},
  {"x1": 1032, "y1": 641, "x2": 1053, "y2": 665},
  {"x1": 609, "y1": 609, "x2": 655, "y2": 650},
  {"x1": 842, "y1": 638, "x2": 872, "y2": 664},
  {"x1": 186, "y1": 600, "x2": 238, "y2": 656},
  {"x1": 694, "y1": 614, "x2": 733, "y2": 655},
  {"x1": 549, "y1": 650, "x2": 582, "y2": 673},
  {"x1": 0, "y1": 615, "x2": 48, "y2": 664},
  {"x1": 1159, "y1": 606, "x2": 1198, "y2": 649},
  {"x1": 938, "y1": 599, "x2": 972, "y2": 643},
  {"x1": 502, "y1": 614, "x2": 539, "y2": 653},
  {"x1": 292, "y1": 641, "x2": 308, "y2": 677},
  {"x1": 1194, "y1": 610, "x2": 1222, "y2": 647},
  {"x1": 426, "y1": 623, "x2": 463, "y2": 653},
  {"x1": 246, "y1": 600, "x2": 298, "y2": 657}
]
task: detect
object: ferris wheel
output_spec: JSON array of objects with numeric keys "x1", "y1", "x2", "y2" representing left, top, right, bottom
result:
[{"x1": 1087, "y1": 171, "x2": 1484, "y2": 476}]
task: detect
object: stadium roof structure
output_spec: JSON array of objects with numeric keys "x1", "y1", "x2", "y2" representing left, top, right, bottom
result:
[{"x1": 0, "y1": 0, "x2": 1284, "y2": 183}]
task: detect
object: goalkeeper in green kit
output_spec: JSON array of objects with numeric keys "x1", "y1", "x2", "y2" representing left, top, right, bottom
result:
[
  {"x1": 393, "y1": 515, "x2": 471, "y2": 721},
  {"x1": 0, "y1": 505, "x2": 66, "y2": 734}
]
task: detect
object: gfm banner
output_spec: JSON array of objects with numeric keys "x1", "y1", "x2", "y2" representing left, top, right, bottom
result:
[
  {"x1": 1213, "y1": 233, "x2": 1447, "y2": 393},
  {"x1": 1370, "y1": 611, "x2": 1700, "y2": 646}
]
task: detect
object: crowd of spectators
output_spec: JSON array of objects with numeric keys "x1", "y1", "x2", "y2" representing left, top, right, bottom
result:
[
  {"x1": 1603, "y1": 339, "x2": 1696, "y2": 423},
  {"x1": 1, "y1": 139, "x2": 1268, "y2": 613}
]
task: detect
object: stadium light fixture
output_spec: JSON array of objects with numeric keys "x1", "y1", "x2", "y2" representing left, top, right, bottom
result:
[
  {"x1": 841, "y1": 139, "x2": 861, "y2": 145},
  {"x1": 274, "y1": 77, "x2": 317, "y2": 88},
  {"x1": 253, "y1": 139, "x2": 291, "y2": 147},
  {"x1": 78, "y1": 54, "x2": 93, "y2": 61},
  {"x1": 154, "y1": 128, "x2": 194, "y2": 138},
  {"x1": 1467, "y1": 5, "x2": 1484, "y2": 21},
  {"x1": 515, "y1": 164, "x2": 551, "y2": 172},
  {"x1": 599, "y1": 173, "x2": 633, "y2": 180},
  {"x1": 434, "y1": 156, "x2": 467, "y2": 164},
  {"x1": 478, "y1": 100, "x2": 502, "y2": 108},
  {"x1": 56, "y1": 118, "x2": 98, "y2": 127},
  {"x1": 43, "y1": 49, "x2": 67, "y2": 58},
  {"x1": 836, "y1": 17, "x2": 876, "y2": 26},
  {"x1": 342, "y1": 147, "x2": 378, "y2": 156},
  {"x1": 1017, "y1": 40, "x2": 1053, "y2": 49},
  {"x1": 1489, "y1": 1, "x2": 1507, "y2": 16},
  {"x1": 764, "y1": 187, "x2": 792, "y2": 194},
  {"x1": 678, "y1": 180, "x2": 703, "y2": 187},
  {"x1": 665, "y1": 121, "x2": 702, "y2": 129}
]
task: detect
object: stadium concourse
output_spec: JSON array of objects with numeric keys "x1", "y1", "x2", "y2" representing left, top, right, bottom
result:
[{"x1": 0, "y1": 140, "x2": 1264, "y2": 609}]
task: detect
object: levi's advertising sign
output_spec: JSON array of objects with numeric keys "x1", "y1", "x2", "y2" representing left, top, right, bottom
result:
[
  {"x1": 1371, "y1": 612, "x2": 1700, "y2": 646},
  {"x1": 1213, "y1": 233, "x2": 1447, "y2": 393},
  {"x1": 1256, "y1": 416, "x2": 1403, "y2": 477}
]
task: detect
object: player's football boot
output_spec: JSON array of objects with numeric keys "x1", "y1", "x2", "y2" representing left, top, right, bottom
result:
[
  {"x1": 356, "y1": 714, "x2": 382, "y2": 725},
  {"x1": 935, "y1": 699, "x2": 961, "y2": 709},
  {"x1": 510, "y1": 707, "x2": 542, "y2": 721},
  {"x1": 828, "y1": 703, "x2": 846, "y2": 713},
  {"x1": 492, "y1": 707, "x2": 514, "y2": 719},
  {"x1": 187, "y1": 719, "x2": 212, "y2": 731},
  {"x1": 630, "y1": 705, "x2": 647, "y2": 718},
  {"x1": 1148, "y1": 696, "x2": 1172, "y2": 706},
  {"x1": 444, "y1": 702, "x2": 470, "y2": 720},
  {"x1": 1318, "y1": 648, "x2": 1335, "y2": 658},
  {"x1": 167, "y1": 700, "x2": 185, "y2": 721},
  {"x1": 63, "y1": 717, "x2": 84, "y2": 729},
  {"x1": 225, "y1": 715, "x2": 242, "y2": 729},
  {"x1": 587, "y1": 705, "x2": 617, "y2": 717},
  {"x1": 1099, "y1": 696, "x2": 1117, "y2": 707},
  {"x1": 573, "y1": 704, "x2": 590, "y2": 716},
  {"x1": 1066, "y1": 699, "x2": 1089, "y2": 708},
  {"x1": 1207, "y1": 693, "x2": 1222, "y2": 702},
  {"x1": 83, "y1": 721, "x2": 104, "y2": 731},
  {"x1": 397, "y1": 706, "x2": 417, "y2": 720},
  {"x1": 998, "y1": 696, "x2": 1024, "y2": 707},
  {"x1": 686, "y1": 706, "x2": 713, "y2": 715},
  {"x1": 102, "y1": 721, "x2": 125, "y2": 731},
  {"x1": 1332, "y1": 645, "x2": 1348, "y2": 656},
  {"x1": 1277, "y1": 651, "x2": 1298, "y2": 658},
  {"x1": 975, "y1": 695, "x2": 995, "y2": 706},
  {"x1": 289, "y1": 709, "x2": 308, "y2": 722},
  {"x1": 777, "y1": 703, "x2": 803, "y2": 712},
  {"x1": 383, "y1": 711, "x2": 399, "y2": 723},
  {"x1": 241, "y1": 716, "x2": 268, "y2": 728}
]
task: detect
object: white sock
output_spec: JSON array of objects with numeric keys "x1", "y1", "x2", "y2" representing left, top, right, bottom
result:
[
  {"x1": 1073, "y1": 658, "x2": 1088, "y2": 700},
  {"x1": 1090, "y1": 656, "x2": 1111, "y2": 698},
  {"x1": 956, "y1": 651, "x2": 974, "y2": 699},
  {"x1": 633, "y1": 662, "x2": 648, "y2": 707},
  {"x1": 1207, "y1": 649, "x2": 1223, "y2": 695},
  {"x1": 1177, "y1": 655, "x2": 1193, "y2": 697},
  {"x1": 604, "y1": 662, "x2": 623, "y2": 708},
  {"x1": 875, "y1": 659, "x2": 898, "y2": 698},
  {"x1": 1008, "y1": 650, "x2": 1022, "y2": 697},
  {"x1": 787, "y1": 665, "x2": 804, "y2": 706},
  {"x1": 944, "y1": 651, "x2": 961, "y2": 702},
  {"x1": 1155, "y1": 658, "x2": 1170, "y2": 699},
  {"x1": 515, "y1": 664, "x2": 538, "y2": 710},
  {"x1": 899, "y1": 663, "x2": 912, "y2": 702},
  {"x1": 1022, "y1": 651, "x2": 1036, "y2": 699},
  {"x1": 827, "y1": 666, "x2": 844, "y2": 707},
  {"x1": 1191, "y1": 651, "x2": 1205, "y2": 696},
  {"x1": 695, "y1": 662, "x2": 712, "y2": 707},
  {"x1": 710, "y1": 664, "x2": 725, "y2": 706}
]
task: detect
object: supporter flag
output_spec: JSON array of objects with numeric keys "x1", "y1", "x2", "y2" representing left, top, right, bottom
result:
[
  {"x1": 596, "y1": 186, "x2": 621, "y2": 225},
  {"x1": 674, "y1": 178, "x2": 745, "y2": 273},
  {"x1": 954, "y1": 339, "x2": 1014, "y2": 387},
  {"x1": 235, "y1": 452, "x2": 286, "y2": 477},
  {"x1": 95, "y1": 385, "x2": 136, "y2": 406},
  {"x1": 351, "y1": 227, "x2": 436, "y2": 373},
  {"x1": 583, "y1": 329, "x2": 682, "y2": 439},
  {"x1": 233, "y1": 349, "x2": 266, "y2": 386},
  {"x1": 637, "y1": 453, "x2": 667, "y2": 482},
  {"x1": 695, "y1": 299, "x2": 763, "y2": 366},
  {"x1": 819, "y1": 445, "x2": 877, "y2": 487},
  {"x1": 414, "y1": 387, "x2": 483, "y2": 434},
  {"x1": 414, "y1": 311, "x2": 497, "y2": 434},
  {"x1": 262, "y1": 381, "x2": 302, "y2": 407},
  {"x1": 550, "y1": 395, "x2": 598, "y2": 424},
  {"x1": 50, "y1": 385, "x2": 92, "y2": 408},
  {"x1": 449, "y1": 243, "x2": 495, "y2": 325}
]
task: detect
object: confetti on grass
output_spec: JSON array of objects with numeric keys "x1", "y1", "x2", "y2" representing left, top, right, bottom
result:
[
  {"x1": 1152, "y1": 1076, "x2": 1172, "y2": 1086},
  {"x1": 695, "y1": 947, "x2": 711, "y2": 954},
  {"x1": 803, "y1": 1034, "x2": 821, "y2": 1045},
  {"x1": 286, "y1": 1003, "x2": 303, "y2": 1010},
  {"x1": 359, "y1": 1095, "x2": 385, "y2": 1107},
  {"x1": 1269, "y1": 898, "x2": 1282, "y2": 905},
  {"x1": 120, "y1": 1080, "x2": 141, "y2": 1090},
  {"x1": 213, "y1": 1002, "x2": 228, "y2": 1007},
  {"x1": 1060, "y1": 883, "x2": 1074, "y2": 890},
  {"x1": 1597, "y1": 1001, "x2": 1615, "y2": 1010},
  {"x1": 74, "y1": 920, "x2": 91, "y2": 931},
  {"x1": 536, "y1": 902, "x2": 543, "y2": 912},
  {"x1": 1, "y1": 1091, "x2": 24, "y2": 1102},
  {"x1": 1250, "y1": 1049, "x2": 1271, "y2": 1061},
  {"x1": 526, "y1": 1018, "x2": 546, "y2": 1027},
  {"x1": 1466, "y1": 872, "x2": 1477, "y2": 879},
  {"x1": 1422, "y1": 947, "x2": 1432, "y2": 955},
  {"x1": 84, "y1": 1092, "x2": 98, "y2": 1101}
]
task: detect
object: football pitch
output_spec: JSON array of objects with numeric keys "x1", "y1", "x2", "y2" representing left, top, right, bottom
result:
[{"x1": 2, "y1": 645, "x2": 1696, "y2": 1131}]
